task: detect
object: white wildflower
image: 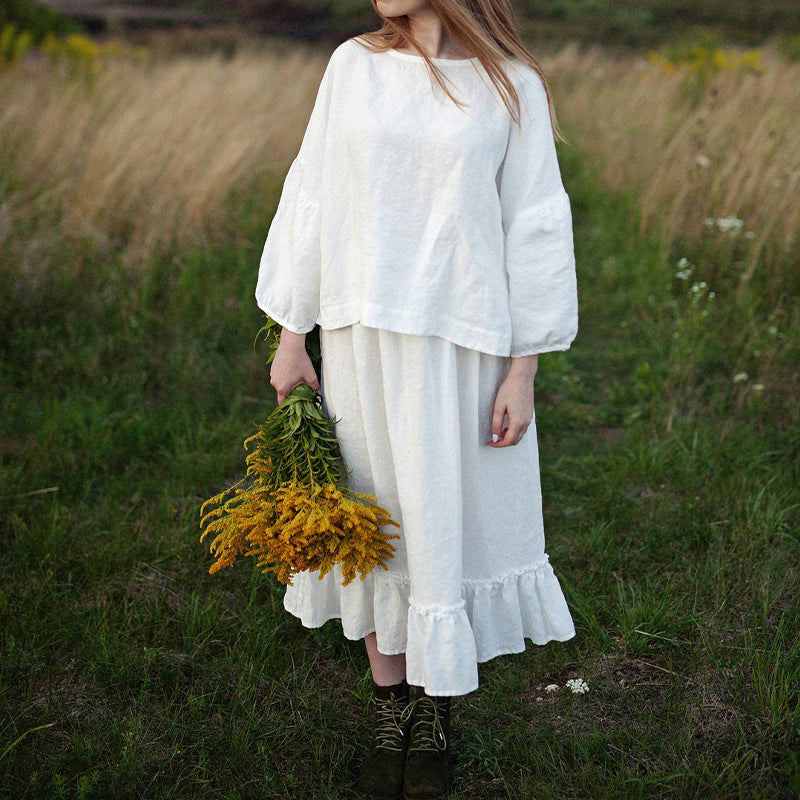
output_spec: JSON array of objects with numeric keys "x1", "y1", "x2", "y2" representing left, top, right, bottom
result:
[
  {"x1": 675, "y1": 258, "x2": 693, "y2": 280},
  {"x1": 565, "y1": 678, "x2": 589, "y2": 695},
  {"x1": 733, "y1": 372, "x2": 749, "y2": 383},
  {"x1": 717, "y1": 216, "x2": 744, "y2": 232},
  {"x1": 705, "y1": 216, "x2": 745, "y2": 234},
  {"x1": 696, "y1": 154, "x2": 711, "y2": 168},
  {"x1": 544, "y1": 683, "x2": 559, "y2": 693},
  {"x1": 752, "y1": 383, "x2": 765, "y2": 393},
  {"x1": 768, "y1": 326, "x2": 778, "y2": 336},
  {"x1": 690, "y1": 281, "x2": 708, "y2": 294}
]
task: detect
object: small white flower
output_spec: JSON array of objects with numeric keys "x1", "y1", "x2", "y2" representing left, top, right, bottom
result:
[
  {"x1": 544, "y1": 683, "x2": 559, "y2": 693},
  {"x1": 676, "y1": 268, "x2": 692, "y2": 280},
  {"x1": 768, "y1": 326, "x2": 778, "y2": 336},
  {"x1": 705, "y1": 216, "x2": 745, "y2": 233},
  {"x1": 733, "y1": 372, "x2": 749, "y2": 383},
  {"x1": 752, "y1": 383, "x2": 765, "y2": 393},
  {"x1": 696, "y1": 154, "x2": 711, "y2": 168},
  {"x1": 717, "y1": 216, "x2": 744, "y2": 232},
  {"x1": 565, "y1": 678, "x2": 589, "y2": 694},
  {"x1": 708, "y1": 291, "x2": 716, "y2": 299}
]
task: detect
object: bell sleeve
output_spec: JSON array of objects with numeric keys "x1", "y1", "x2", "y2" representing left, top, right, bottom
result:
[
  {"x1": 498, "y1": 67, "x2": 578, "y2": 357},
  {"x1": 254, "y1": 59, "x2": 335, "y2": 333}
]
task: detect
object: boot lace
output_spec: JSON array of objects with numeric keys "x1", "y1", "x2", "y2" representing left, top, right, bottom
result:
[
  {"x1": 372, "y1": 693, "x2": 410, "y2": 753},
  {"x1": 408, "y1": 696, "x2": 448, "y2": 753}
]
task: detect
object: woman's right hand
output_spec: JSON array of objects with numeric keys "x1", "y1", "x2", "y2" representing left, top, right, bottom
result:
[{"x1": 269, "y1": 329, "x2": 320, "y2": 404}]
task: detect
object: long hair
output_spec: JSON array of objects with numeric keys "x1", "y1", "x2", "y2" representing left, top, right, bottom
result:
[{"x1": 358, "y1": 0, "x2": 561, "y2": 136}]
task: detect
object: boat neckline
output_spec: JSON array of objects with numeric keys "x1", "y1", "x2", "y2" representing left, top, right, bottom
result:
[{"x1": 384, "y1": 47, "x2": 479, "y2": 66}]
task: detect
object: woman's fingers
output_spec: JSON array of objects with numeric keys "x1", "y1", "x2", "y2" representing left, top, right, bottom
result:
[
  {"x1": 278, "y1": 370, "x2": 319, "y2": 404},
  {"x1": 487, "y1": 373, "x2": 534, "y2": 448},
  {"x1": 502, "y1": 418, "x2": 529, "y2": 446},
  {"x1": 270, "y1": 339, "x2": 319, "y2": 404},
  {"x1": 490, "y1": 399, "x2": 507, "y2": 443},
  {"x1": 488, "y1": 415, "x2": 529, "y2": 447},
  {"x1": 274, "y1": 372, "x2": 317, "y2": 404},
  {"x1": 306, "y1": 368, "x2": 320, "y2": 392}
]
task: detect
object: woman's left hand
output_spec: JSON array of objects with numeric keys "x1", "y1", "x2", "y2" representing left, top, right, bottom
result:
[{"x1": 487, "y1": 355, "x2": 538, "y2": 448}]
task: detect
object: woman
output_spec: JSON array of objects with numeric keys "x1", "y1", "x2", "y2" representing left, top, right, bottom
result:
[{"x1": 256, "y1": 0, "x2": 579, "y2": 795}]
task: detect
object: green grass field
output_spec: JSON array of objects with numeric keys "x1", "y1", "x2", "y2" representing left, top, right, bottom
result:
[{"x1": 2, "y1": 112, "x2": 798, "y2": 796}]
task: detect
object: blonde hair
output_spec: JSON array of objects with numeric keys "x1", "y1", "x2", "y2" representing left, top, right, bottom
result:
[{"x1": 358, "y1": 0, "x2": 561, "y2": 136}]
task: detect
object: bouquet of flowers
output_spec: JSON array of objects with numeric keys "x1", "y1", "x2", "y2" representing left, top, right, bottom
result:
[{"x1": 200, "y1": 320, "x2": 399, "y2": 586}]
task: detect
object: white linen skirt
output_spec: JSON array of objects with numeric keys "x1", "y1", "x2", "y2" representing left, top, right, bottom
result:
[{"x1": 283, "y1": 324, "x2": 575, "y2": 695}]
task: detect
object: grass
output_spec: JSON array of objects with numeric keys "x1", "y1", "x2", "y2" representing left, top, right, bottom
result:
[
  {"x1": 549, "y1": 42, "x2": 800, "y2": 281},
  {"x1": 0, "y1": 43, "x2": 326, "y2": 268},
  {"x1": 1, "y1": 37, "x2": 799, "y2": 800}
]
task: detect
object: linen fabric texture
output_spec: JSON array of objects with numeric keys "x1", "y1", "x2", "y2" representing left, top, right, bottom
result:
[
  {"x1": 256, "y1": 38, "x2": 579, "y2": 696},
  {"x1": 255, "y1": 38, "x2": 578, "y2": 358},
  {"x1": 284, "y1": 325, "x2": 576, "y2": 696}
]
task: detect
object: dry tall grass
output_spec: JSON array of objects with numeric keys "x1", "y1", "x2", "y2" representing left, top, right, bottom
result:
[
  {"x1": 1, "y1": 40, "x2": 798, "y2": 278},
  {"x1": 0, "y1": 46, "x2": 325, "y2": 267},
  {"x1": 547, "y1": 44, "x2": 800, "y2": 278}
]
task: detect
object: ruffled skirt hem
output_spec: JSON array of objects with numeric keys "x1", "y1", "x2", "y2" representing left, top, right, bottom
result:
[{"x1": 283, "y1": 554, "x2": 575, "y2": 696}]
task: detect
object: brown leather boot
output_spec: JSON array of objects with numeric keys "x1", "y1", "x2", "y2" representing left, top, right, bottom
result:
[
  {"x1": 403, "y1": 693, "x2": 453, "y2": 799},
  {"x1": 358, "y1": 680, "x2": 412, "y2": 799}
]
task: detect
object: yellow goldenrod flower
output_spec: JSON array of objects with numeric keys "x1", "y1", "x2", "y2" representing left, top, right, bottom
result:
[{"x1": 201, "y1": 382, "x2": 399, "y2": 586}]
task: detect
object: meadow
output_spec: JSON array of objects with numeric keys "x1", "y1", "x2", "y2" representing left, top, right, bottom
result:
[{"x1": 1, "y1": 23, "x2": 798, "y2": 800}]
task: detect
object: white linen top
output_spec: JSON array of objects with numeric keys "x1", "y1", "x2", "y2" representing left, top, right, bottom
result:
[{"x1": 255, "y1": 37, "x2": 578, "y2": 357}]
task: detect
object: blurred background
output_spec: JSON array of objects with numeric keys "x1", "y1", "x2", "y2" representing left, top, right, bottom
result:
[{"x1": 23, "y1": 0, "x2": 800, "y2": 44}]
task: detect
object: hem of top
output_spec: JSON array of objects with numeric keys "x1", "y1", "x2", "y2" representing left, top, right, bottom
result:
[
  {"x1": 319, "y1": 306, "x2": 511, "y2": 357},
  {"x1": 257, "y1": 300, "x2": 577, "y2": 357},
  {"x1": 253, "y1": 302, "x2": 316, "y2": 336},
  {"x1": 511, "y1": 337, "x2": 577, "y2": 357}
]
